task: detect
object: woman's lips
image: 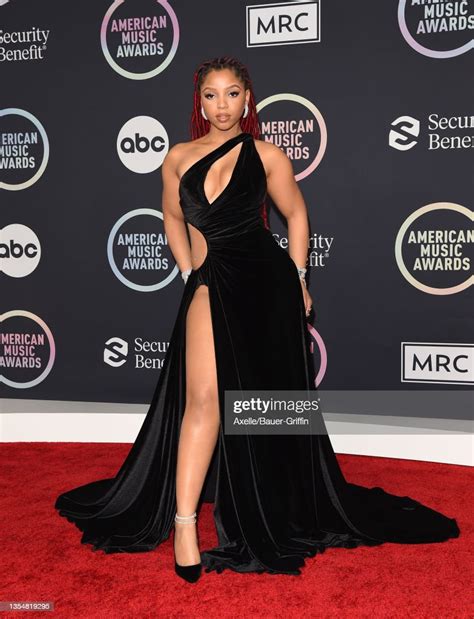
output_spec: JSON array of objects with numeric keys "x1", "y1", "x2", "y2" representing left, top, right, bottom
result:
[{"x1": 216, "y1": 115, "x2": 230, "y2": 121}]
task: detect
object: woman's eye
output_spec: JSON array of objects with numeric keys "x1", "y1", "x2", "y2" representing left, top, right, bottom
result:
[{"x1": 204, "y1": 92, "x2": 239, "y2": 99}]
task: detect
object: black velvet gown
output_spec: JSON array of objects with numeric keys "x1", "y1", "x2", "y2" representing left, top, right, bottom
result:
[{"x1": 54, "y1": 131, "x2": 460, "y2": 575}]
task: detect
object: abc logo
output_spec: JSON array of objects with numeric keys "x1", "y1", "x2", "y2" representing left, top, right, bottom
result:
[
  {"x1": 117, "y1": 116, "x2": 169, "y2": 174},
  {"x1": 0, "y1": 224, "x2": 41, "y2": 277},
  {"x1": 121, "y1": 134, "x2": 165, "y2": 154}
]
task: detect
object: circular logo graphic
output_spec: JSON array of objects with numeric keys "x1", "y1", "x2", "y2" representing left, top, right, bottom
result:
[
  {"x1": 398, "y1": 0, "x2": 474, "y2": 58},
  {"x1": 1, "y1": 310, "x2": 56, "y2": 388},
  {"x1": 256, "y1": 93, "x2": 327, "y2": 181},
  {"x1": 0, "y1": 224, "x2": 41, "y2": 277},
  {"x1": 100, "y1": 0, "x2": 180, "y2": 80},
  {"x1": 395, "y1": 202, "x2": 473, "y2": 295},
  {"x1": 107, "y1": 208, "x2": 179, "y2": 291},
  {"x1": 117, "y1": 116, "x2": 169, "y2": 173},
  {"x1": 0, "y1": 108, "x2": 49, "y2": 191},
  {"x1": 307, "y1": 322, "x2": 328, "y2": 388}
]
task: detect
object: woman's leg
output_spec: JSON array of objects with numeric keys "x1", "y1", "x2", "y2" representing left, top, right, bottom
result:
[{"x1": 174, "y1": 283, "x2": 220, "y2": 566}]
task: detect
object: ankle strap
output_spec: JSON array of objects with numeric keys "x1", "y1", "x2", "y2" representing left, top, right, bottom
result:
[{"x1": 175, "y1": 511, "x2": 197, "y2": 524}]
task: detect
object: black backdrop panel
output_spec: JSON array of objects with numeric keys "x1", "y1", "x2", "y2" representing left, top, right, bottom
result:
[{"x1": 1, "y1": 0, "x2": 472, "y2": 413}]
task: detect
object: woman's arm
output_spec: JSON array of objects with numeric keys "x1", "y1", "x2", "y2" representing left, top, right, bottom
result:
[
  {"x1": 258, "y1": 140, "x2": 313, "y2": 316},
  {"x1": 261, "y1": 141, "x2": 310, "y2": 271},
  {"x1": 161, "y1": 145, "x2": 193, "y2": 275}
]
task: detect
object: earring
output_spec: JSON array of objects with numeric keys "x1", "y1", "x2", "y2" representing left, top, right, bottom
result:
[
  {"x1": 242, "y1": 102, "x2": 249, "y2": 118},
  {"x1": 201, "y1": 105, "x2": 208, "y2": 121}
]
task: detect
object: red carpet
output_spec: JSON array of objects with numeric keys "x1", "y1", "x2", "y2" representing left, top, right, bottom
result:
[{"x1": 1, "y1": 442, "x2": 471, "y2": 618}]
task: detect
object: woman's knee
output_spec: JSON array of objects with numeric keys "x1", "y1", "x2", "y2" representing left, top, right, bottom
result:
[{"x1": 185, "y1": 385, "x2": 219, "y2": 422}]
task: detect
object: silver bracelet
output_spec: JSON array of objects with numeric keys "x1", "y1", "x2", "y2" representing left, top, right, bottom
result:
[
  {"x1": 181, "y1": 268, "x2": 192, "y2": 283},
  {"x1": 296, "y1": 266, "x2": 307, "y2": 280}
]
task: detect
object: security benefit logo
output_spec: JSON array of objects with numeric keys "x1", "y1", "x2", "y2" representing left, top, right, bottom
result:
[
  {"x1": 246, "y1": 1, "x2": 320, "y2": 47},
  {"x1": 104, "y1": 337, "x2": 128, "y2": 367},
  {"x1": 104, "y1": 335, "x2": 169, "y2": 370},
  {"x1": 389, "y1": 116, "x2": 420, "y2": 151},
  {"x1": 389, "y1": 113, "x2": 473, "y2": 151},
  {"x1": 0, "y1": 23, "x2": 50, "y2": 62}
]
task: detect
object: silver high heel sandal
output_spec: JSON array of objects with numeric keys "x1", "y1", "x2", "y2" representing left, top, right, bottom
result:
[{"x1": 174, "y1": 511, "x2": 202, "y2": 583}]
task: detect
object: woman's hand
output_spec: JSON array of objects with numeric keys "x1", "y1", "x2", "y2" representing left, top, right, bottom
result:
[{"x1": 300, "y1": 280, "x2": 313, "y2": 318}]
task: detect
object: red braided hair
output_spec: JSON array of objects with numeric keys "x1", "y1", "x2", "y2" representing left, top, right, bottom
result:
[{"x1": 189, "y1": 56, "x2": 269, "y2": 230}]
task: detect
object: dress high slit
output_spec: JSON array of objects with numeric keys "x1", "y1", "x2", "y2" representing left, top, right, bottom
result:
[{"x1": 54, "y1": 132, "x2": 460, "y2": 575}]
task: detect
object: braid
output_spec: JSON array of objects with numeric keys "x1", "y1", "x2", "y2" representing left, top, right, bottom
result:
[{"x1": 189, "y1": 56, "x2": 269, "y2": 230}]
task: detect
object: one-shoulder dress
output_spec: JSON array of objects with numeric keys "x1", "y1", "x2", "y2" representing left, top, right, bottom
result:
[{"x1": 54, "y1": 131, "x2": 460, "y2": 575}]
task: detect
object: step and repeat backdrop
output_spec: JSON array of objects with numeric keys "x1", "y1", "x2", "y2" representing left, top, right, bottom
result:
[{"x1": 1, "y1": 1, "x2": 472, "y2": 413}]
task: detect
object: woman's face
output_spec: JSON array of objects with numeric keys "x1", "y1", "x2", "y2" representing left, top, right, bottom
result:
[{"x1": 200, "y1": 69, "x2": 249, "y2": 130}]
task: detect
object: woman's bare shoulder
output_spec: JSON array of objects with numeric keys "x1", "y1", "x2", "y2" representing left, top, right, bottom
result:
[
  {"x1": 252, "y1": 137, "x2": 290, "y2": 176},
  {"x1": 163, "y1": 138, "x2": 206, "y2": 179},
  {"x1": 253, "y1": 137, "x2": 287, "y2": 158}
]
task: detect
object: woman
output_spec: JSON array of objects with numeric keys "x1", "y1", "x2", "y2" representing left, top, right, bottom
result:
[{"x1": 55, "y1": 56, "x2": 460, "y2": 583}]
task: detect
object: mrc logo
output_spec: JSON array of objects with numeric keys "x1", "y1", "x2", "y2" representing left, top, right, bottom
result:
[{"x1": 246, "y1": 1, "x2": 320, "y2": 47}]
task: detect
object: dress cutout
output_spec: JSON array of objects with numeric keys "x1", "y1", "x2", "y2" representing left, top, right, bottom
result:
[{"x1": 55, "y1": 132, "x2": 460, "y2": 575}]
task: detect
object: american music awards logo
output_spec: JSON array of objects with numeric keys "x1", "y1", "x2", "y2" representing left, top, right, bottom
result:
[
  {"x1": 107, "y1": 208, "x2": 178, "y2": 291},
  {"x1": 395, "y1": 202, "x2": 473, "y2": 295},
  {"x1": 397, "y1": 0, "x2": 474, "y2": 58},
  {"x1": 100, "y1": 0, "x2": 180, "y2": 79},
  {"x1": 256, "y1": 93, "x2": 327, "y2": 181},
  {"x1": 0, "y1": 108, "x2": 49, "y2": 190},
  {"x1": 1, "y1": 310, "x2": 56, "y2": 388}
]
